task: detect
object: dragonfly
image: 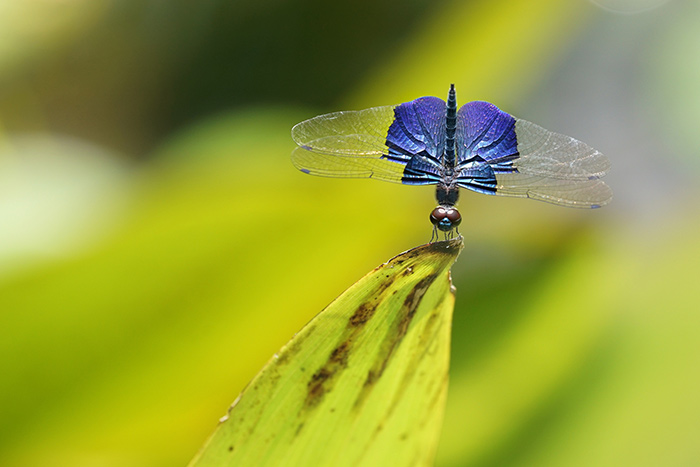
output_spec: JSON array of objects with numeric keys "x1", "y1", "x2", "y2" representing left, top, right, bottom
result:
[{"x1": 291, "y1": 84, "x2": 611, "y2": 238}]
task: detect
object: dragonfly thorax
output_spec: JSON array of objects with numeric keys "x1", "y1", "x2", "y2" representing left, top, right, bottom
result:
[{"x1": 435, "y1": 184, "x2": 459, "y2": 207}]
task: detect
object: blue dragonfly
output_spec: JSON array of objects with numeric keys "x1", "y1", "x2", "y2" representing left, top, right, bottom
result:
[{"x1": 291, "y1": 85, "x2": 611, "y2": 238}]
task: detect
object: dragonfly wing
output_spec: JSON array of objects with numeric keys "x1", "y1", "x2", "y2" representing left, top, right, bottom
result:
[
  {"x1": 292, "y1": 105, "x2": 397, "y2": 156},
  {"x1": 455, "y1": 101, "x2": 612, "y2": 207},
  {"x1": 384, "y1": 97, "x2": 445, "y2": 185},
  {"x1": 494, "y1": 173, "x2": 612, "y2": 208},
  {"x1": 455, "y1": 101, "x2": 519, "y2": 168},
  {"x1": 512, "y1": 118, "x2": 610, "y2": 180},
  {"x1": 291, "y1": 98, "x2": 447, "y2": 185},
  {"x1": 291, "y1": 145, "x2": 405, "y2": 183},
  {"x1": 453, "y1": 101, "x2": 519, "y2": 194}
]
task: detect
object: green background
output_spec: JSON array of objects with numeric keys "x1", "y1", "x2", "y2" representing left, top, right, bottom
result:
[{"x1": 1, "y1": 0, "x2": 699, "y2": 465}]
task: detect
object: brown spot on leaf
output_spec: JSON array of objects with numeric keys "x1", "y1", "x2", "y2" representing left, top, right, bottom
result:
[
  {"x1": 348, "y1": 277, "x2": 396, "y2": 328},
  {"x1": 305, "y1": 370, "x2": 329, "y2": 408},
  {"x1": 354, "y1": 274, "x2": 439, "y2": 409},
  {"x1": 330, "y1": 341, "x2": 350, "y2": 366},
  {"x1": 349, "y1": 303, "x2": 376, "y2": 327},
  {"x1": 363, "y1": 369, "x2": 377, "y2": 388},
  {"x1": 303, "y1": 339, "x2": 354, "y2": 410}
]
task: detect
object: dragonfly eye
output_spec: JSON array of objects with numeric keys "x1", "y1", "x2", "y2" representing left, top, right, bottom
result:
[
  {"x1": 445, "y1": 207, "x2": 462, "y2": 225},
  {"x1": 430, "y1": 206, "x2": 461, "y2": 232}
]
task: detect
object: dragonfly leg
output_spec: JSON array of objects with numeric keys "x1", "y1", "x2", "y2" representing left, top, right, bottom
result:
[{"x1": 430, "y1": 225, "x2": 438, "y2": 244}]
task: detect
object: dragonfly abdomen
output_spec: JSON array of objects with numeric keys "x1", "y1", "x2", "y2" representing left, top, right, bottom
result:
[{"x1": 445, "y1": 84, "x2": 457, "y2": 169}]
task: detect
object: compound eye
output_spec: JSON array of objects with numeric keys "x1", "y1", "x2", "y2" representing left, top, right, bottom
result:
[
  {"x1": 445, "y1": 208, "x2": 462, "y2": 226},
  {"x1": 430, "y1": 206, "x2": 460, "y2": 232},
  {"x1": 429, "y1": 207, "x2": 447, "y2": 226}
]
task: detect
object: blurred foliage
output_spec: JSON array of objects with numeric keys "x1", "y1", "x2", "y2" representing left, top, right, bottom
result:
[{"x1": 0, "y1": 0, "x2": 699, "y2": 466}]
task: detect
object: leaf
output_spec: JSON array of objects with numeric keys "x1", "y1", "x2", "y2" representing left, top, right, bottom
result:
[{"x1": 189, "y1": 237, "x2": 464, "y2": 467}]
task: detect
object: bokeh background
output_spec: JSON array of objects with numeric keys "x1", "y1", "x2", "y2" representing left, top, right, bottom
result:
[{"x1": 1, "y1": 0, "x2": 699, "y2": 465}]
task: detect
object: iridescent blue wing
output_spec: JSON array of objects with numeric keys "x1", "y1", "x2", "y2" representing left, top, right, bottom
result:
[
  {"x1": 384, "y1": 97, "x2": 445, "y2": 185},
  {"x1": 453, "y1": 101, "x2": 519, "y2": 195},
  {"x1": 291, "y1": 97, "x2": 446, "y2": 185},
  {"x1": 455, "y1": 101, "x2": 612, "y2": 208}
]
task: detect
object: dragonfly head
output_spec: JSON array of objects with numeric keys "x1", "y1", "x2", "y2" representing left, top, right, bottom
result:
[{"x1": 430, "y1": 206, "x2": 461, "y2": 232}]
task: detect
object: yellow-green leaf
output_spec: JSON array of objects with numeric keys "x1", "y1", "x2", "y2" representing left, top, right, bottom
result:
[{"x1": 189, "y1": 238, "x2": 464, "y2": 467}]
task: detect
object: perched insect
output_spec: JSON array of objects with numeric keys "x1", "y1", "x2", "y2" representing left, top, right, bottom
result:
[{"x1": 291, "y1": 85, "x2": 611, "y2": 238}]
